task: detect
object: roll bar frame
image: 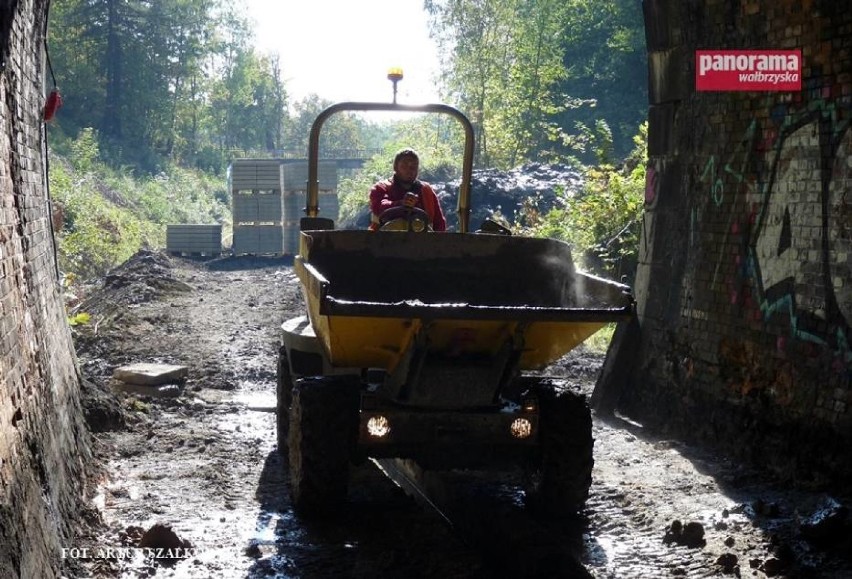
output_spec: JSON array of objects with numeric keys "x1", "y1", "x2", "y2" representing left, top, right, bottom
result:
[{"x1": 305, "y1": 102, "x2": 475, "y2": 233}]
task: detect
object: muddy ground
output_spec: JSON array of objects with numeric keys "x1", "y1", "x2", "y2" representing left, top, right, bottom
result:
[{"x1": 65, "y1": 250, "x2": 852, "y2": 579}]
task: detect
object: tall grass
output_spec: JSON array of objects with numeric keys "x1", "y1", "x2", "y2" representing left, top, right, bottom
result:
[{"x1": 49, "y1": 128, "x2": 231, "y2": 281}]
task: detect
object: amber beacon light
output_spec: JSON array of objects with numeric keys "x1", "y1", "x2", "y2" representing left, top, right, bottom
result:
[{"x1": 387, "y1": 67, "x2": 404, "y2": 103}]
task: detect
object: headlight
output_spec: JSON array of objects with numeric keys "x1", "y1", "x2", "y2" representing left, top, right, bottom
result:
[
  {"x1": 366, "y1": 415, "x2": 391, "y2": 438},
  {"x1": 510, "y1": 417, "x2": 533, "y2": 439}
]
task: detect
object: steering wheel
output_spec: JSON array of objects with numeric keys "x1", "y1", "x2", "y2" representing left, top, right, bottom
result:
[{"x1": 378, "y1": 205, "x2": 432, "y2": 232}]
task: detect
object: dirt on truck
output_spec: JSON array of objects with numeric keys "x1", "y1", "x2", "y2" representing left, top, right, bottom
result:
[{"x1": 277, "y1": 100, "x2": 635, "y2": 519}]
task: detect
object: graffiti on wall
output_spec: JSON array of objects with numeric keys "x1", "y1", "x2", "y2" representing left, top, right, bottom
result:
[
  {"x1": 698, "y1": 100, "x2": 851, "y2": 370},
  {"x1": 754, "y1": 104, "x2": 850, "y2": 368},
  {"x1": 698, "y1": 120, "x2": 759, "y2": 290}
]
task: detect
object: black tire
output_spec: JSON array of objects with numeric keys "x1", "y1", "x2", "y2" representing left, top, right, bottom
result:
[
  {"x1": 524, "y1": 379, "x2": 594, "y2": 518},
  {"x1": 276, "y1": 347, "x2": 293, "y2": 456},
  {"x1": 288, "y1": 376, "x2": 360, "y2": 518}
]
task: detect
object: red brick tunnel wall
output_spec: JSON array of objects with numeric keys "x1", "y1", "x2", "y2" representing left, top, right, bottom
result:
[
  {"x1": 626, "y1": 0, "x2": 852, "y2": 486},
  {"x1": 1, "y1": 0, "x2": 91, "y2": 577}
]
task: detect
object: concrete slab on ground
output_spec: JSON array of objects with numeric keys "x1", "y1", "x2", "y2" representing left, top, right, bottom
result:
[{"x1": 112, "y1": 363, "x2": 188, "y2": 386}]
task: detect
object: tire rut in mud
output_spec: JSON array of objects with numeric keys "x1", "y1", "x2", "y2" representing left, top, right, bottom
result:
[{"x1": 70, "y1": 251, "x2": 852, "y2": 579}]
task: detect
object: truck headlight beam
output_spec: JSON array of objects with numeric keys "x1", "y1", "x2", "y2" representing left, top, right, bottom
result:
[
  {"x1": 366, "y1": 415, "x2": 391, "y2": 438},
  {"x1": 510, "y1": 417, "x2": 533, "y2": 439}
]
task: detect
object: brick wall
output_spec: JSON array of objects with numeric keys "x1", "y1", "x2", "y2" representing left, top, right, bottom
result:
[
  {"x1": 628, "y1": 0, "x2": 852, "y2": 486},
  {"x1": 1, "y1": 0, "x2": 91, "y2": 576}
]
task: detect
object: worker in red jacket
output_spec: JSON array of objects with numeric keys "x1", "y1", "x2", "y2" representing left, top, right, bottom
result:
[{"x1": 369, "y1": 148, "x2": 447, "y2": 231}]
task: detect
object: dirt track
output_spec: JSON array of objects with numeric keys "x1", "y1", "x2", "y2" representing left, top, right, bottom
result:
[{"x1": 67, "y1": 251, "x2": 852, "y2": 578}]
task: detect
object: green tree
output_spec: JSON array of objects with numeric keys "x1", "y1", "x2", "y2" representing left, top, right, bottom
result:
[
  {"x1": 143, "y1": 0, "x2": 219, "y2": 160},
  {"x1": 554, "y1": 0, "x2": 646, "y2": 160},
  {"x1": 426, "y1": 0, "x2": 517, "y2": 167},
  {"x1": 48, "y1": 0, "x2": 268, "y2": 171},
  {"x1": 201, "y1": 1, "x2": 288, "y2": 157},
  {"x1": 426, "y1": 0, "x2": 646, "y2": 167},
  {"x1": 47, "y1": 0, "x2": 119, "y2": 142},
  {"x1": 283, "y1": 95, "x2": 368, "y2": 157},
  {"x1": 491, "y1": 0, "x2": 570, "y2": 166}
]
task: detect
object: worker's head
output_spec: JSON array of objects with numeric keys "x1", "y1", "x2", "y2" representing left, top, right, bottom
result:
[{"x1": 393, "y1": 148, "x2": 420, "y2": 184}]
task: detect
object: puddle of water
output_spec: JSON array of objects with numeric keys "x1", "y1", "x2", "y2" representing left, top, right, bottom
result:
[
  {"x1": 589, "y1": 534, "x2": 629, "y2": 563},
  {"x1": 232, "y1": 390, "x2": 276, "y2": 411},
  {"x1": 216, "y1": 408, "x2": 275, "y2": 440},
  {"x1": 253, "y1": 512, "x2": 282, "y2": 543}
]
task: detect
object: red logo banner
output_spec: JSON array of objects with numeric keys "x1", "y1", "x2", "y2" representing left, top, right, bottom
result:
[{"x1": 695, "y1": 50, "x2": 802, "y2": 92}]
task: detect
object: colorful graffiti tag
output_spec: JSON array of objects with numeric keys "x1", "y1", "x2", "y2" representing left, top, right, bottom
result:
[
  {"x1": 696, "y1": 99, "x2": 851, "y2": 370},
  {"x1": 754, "y1": 105, "x2": 850, "y2": 366}
]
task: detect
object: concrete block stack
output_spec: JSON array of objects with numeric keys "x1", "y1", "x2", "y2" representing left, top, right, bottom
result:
[{"x1": 228, "y1": 159, "x2": 339, "y2": 255}]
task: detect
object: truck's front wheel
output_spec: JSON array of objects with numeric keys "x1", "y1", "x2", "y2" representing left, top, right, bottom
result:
[
  {"x1": 524, "y1": 379, "x2": 594, "y2": 518},
  {"x1": 288, "y1": 376, "x2": 360, "y2": 517},
  {"x1": 276, "y1": 347, "x2": 293, "y2": 456}
]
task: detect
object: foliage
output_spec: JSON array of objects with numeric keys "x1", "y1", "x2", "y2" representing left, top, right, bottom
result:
[
  {"x1": 48, "y1": 0, "x2": 286, "y2": 173},
  {"x1": 45, "y1": 0, "x2": 649, "y2": 284},
  {"x1": 48, "y1": 0, "x2": 648, "y2": 177},
  {"x1": 283, "y1": 95, "x2": 370, "y2": 156},
  {"x1": 49, "y1": 128, "x2": 230, "y2": 280},
  {"x1": 563, "y1": 118, "x2": 615, "y2": 165},
  {"x1": 425, "y1": 0, "x2": 518, "y2": 167},
  {"x1": 426, "y1": 0, "x2": 646, "y2": 168},
  {"x1": 555, "y1": 0, "x2": 647, "y2": 160},
  {"x1": 50, "y1": 159, "x2": 149, "y2": 280},
  {"x1": 585, "y1": 323, "x2": 616, "y2": 353},
  {"x1": 69, "y1": 127, "x2": 101, "y2": 173},
  {"x1": 67, "y1": 312, "x2": 92, "y2": 327},
  {"x1": 515, "y1": 122, "x2": 646, "y2": 281}
]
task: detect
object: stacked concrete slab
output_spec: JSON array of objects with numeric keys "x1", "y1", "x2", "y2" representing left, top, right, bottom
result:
[
  {"x1": 281, "y1": 162, "x2": 339, "y2": 253},
  {"x1": 228, "y1": 159, "x2": 338, "y2": 255},
  {"x1": 230, "y1": 159, "x2": 284, "y2": 254},
  {"x1": 166, "y1": 224, "x2": 223, "y2": 256}
]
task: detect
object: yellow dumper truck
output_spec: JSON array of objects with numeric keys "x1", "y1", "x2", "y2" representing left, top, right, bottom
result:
[{"x1": 278, "y1": 100, "x2": 634, "y2": 518}]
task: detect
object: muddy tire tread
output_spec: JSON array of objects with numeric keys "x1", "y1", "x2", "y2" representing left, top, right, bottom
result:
[
  {"x1": 276, "y1": 347, "x2": 293, "y2": 456},
  {"x1": 288, "y1": 376, "x2": 359, "y2": 517},
  {"x1": 525, "y1": 379, "x2": 594, "y2": 517}
]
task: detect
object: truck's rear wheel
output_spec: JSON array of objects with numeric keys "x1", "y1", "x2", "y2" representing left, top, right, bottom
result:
[
  {"x1": 276, "y1": 347, "x2": 293, "y2": 456},
  {"x1": 288, "y1": 376, "x2": 360, "y2": 517},
  {"x1": 524, "y1": 379, "x2": 593, "y2": 518}
]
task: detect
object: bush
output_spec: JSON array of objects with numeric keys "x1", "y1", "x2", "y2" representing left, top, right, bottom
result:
[
  {"x1": 49, "y1": 128, "x2": 231, "y2": 281},
  {"x1": 515, "y1": 122, "x2": 646, "y2": 282}
]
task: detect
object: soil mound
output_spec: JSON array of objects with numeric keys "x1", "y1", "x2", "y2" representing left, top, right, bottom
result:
[{"x1": 344, "y1": 162, "x2": 583, "y2": 230}]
